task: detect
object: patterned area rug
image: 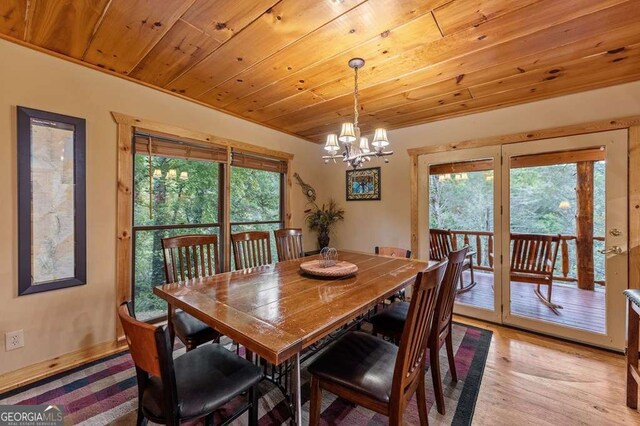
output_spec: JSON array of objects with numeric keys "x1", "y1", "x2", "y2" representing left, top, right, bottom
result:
[{"x1": 0, "y1": 323, "x2": 491, "y2": 425}]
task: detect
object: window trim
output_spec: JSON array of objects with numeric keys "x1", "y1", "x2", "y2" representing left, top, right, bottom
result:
[{"x1": 113, "y1": 112, "x2": 293, "y2": 340}]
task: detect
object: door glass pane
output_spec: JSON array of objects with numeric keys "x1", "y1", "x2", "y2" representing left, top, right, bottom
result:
[
  {"x1": 429, "y1": 159, "x2": 495, "y2": 311},
  {"x1": 508, "y1": 149, "x2": 606, "y2": 334}
]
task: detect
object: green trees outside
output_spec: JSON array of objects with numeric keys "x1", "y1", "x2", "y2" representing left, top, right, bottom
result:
[
  {"x1": 429, "y1": 161, "x2": 605, "y2": 284},
  {"x1": 132, "y1": 154, "x2": 282, "y2": 320}
]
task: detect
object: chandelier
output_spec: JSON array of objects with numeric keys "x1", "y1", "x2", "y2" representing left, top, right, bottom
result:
[{"x1": 323, "y1": 58, "x2": 393, "y2": 168}]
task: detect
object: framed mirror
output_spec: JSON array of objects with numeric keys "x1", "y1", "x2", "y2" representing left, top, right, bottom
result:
[{"x1": 17, "y1": 107, "x2": 86, "y2": 295}]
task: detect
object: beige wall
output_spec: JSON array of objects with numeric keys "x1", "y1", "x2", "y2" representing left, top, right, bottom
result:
[
  {"x1": 325, "y1": 81, "x2": 640, "y2": 252},
  {"x1": 0, "y1": 39, "x2": 325, "y2": 375},
  {"x1": 4, "y1": 32, "x2": 640, "y2": 377}
]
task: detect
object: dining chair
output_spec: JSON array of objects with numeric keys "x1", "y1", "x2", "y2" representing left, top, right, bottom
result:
[
  {"x1": 118, "y1": 301, "x2": 262, "y2": 426},
  {"x1": 510, "y1": 233, "x2": 562, "y2": 313},
  {"x1": 274, "y1": 228, "x2": 304, "y2": 261},
  {"x1": 370, "y1": 246, "x2": 469, "y2": 415},
  {"x1": 429, "y1": 228, "x2": 476, "y2": 293},
  {"x1": 374, "y1": 246, "x2": 412, "y2": 258},
  {"x1": 374, "y1": 246, "x2": 412, "y2": 302},
  {"x1": 161, "y1": 234, "x2": 222, "y2": 351},
  {"x1": 307, "y1": 260, "x2": 447, "y2": 425},
  {"x1": 232, "y1": 231, "x2": 272, "y2": 269}
]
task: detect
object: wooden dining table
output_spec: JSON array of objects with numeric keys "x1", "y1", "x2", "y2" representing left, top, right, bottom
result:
[{"x1": 153, "y1": 250, "x2": 435, "y2": 425}]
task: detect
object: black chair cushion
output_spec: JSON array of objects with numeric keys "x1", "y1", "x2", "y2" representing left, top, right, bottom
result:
[
  {"x1": 307, "y1": 331, "x2": 397, "y2": 403},
  {"x1": 369, "y1": 301, "x2": 408, "y2": 338},
  {"x1": 174, "y1": 310, "x2": 220, "y2": 343},
  {"x1": 142, "y1": 343, "x2": 263, "y2": 420}
]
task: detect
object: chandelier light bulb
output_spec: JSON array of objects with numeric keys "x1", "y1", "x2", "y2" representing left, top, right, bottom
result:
[
  {"x1": 338, "y1": 122, "x2": 356, "y2": 144},
  {"x1": 324, "y1": 134, "x2": 340, "y2": 152},
  {"x1": 166, "y1": 169, "x2": 177, "y2": 179},
  {"x1": 179, "y1": 171, "x2": 189, "y2": 180},
  {"x1": 153, "y1": 169, "x2": 162, "y2": 178},
  {"x1": 359, "y1": 136, "x2": 370, "y2": 153},
  {"x1": 371, "y1": 128, "x2": 389, "y2": 148}
]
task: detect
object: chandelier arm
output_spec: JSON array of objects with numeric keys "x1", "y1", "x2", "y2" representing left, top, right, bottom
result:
[{"x1": 324, "y1": 57, "x2": 392, "y2": 168}]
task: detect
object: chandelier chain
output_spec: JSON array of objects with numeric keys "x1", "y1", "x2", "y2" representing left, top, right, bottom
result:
[{"x1": 353, "y1": 66, "x2": 359, "y2": 128}]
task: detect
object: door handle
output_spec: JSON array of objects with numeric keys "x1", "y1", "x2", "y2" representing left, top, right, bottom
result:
[{"x1": 598, "y1": 246, "x2": 623, "y2": 255}]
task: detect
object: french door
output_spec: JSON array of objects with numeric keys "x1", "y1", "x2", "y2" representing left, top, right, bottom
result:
[
  {"x1": 419, "y1": 130, "x2": 628, "y2": 350},
  {"x1": 418, "y1": 146, "x2": 503, "y2": 324}
]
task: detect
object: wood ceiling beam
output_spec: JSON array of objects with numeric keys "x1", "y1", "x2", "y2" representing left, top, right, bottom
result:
[
  {"x1": 371, "y1": 43, "x2": 640, "y2": 123},
  {"x1": 272, "y1": 1, "x2": 640, "y2": 136},
  {"x1": 298, "y1": 47, "x2": 640, "y2": 141},
  {"x1": 129, "y1": 0, "x2": 279, "y2": 87},
  {"x1": 216, "y1": 0, "x2": 538, "y2": 114},
  {"x1": 219, "y1": 11, "x2": 443, "y2": 120},
  {"x1": 196, "y1": 0, "x2": 441, "y2": 108},
  {"x1": 309, "y1": 0, "x2": 628, "y2": 102},
  {"x1": 82, "y1": 0, "x2": 197, "y2": 74},
  {"x1": 180, "y1": 0, "x2": 279, "y2": 44},
  {"x1": 432, "y1": 0, "x2": 541, "y2": 36},
  {"x1": 0, "y1": 0, "x2": 28, "y2": 40},
  {"x1": 293, "y1": 0, "x2": 635, "y2": 130},
  {"x1": 370, "y1": 44, "x2": 640, "y2": 130},
  {"x1": 26, "y1": 0, "x2": 111, "y2": 58},
  {"x1": 164, "y1": 0, "x2": 366, "y2": 97}
]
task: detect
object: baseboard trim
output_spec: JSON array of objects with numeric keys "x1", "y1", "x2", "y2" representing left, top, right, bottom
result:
[{"x1": 0, "y1": 340, "x2": 128, "y2": 395}]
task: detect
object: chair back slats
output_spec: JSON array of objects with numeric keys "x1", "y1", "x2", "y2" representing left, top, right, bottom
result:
[
  {"x1": 432, "y1": 247, "x2": 469, "y2": 339},
  {"x1": 393, "y1": 261, "x2": 447, "y2": 392},
  {"x1": 429, "y1": 229, "x2": 453, "y2": 261},
  {"x1": 118, "y1": 303, "x2": 162, "y2": 377},
  {"x1": 375, "y1": 246, "x2": 412, "y2": 258},
  {"x1": 162, "y1": 235, "x2": 221, "y2": 282},
  {"x1": 510, "y1": 233, "x2": 560, "y2": 277},
  {"x1": 232, "y1": 231, "x2": 272, "y2": 269},
  {"x1": 274, "y1": 228, "x2": 304, "y2": 261}
]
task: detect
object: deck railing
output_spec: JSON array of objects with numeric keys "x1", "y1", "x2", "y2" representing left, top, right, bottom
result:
[{"x1": 448, "y1": 230, "x2": 605, "y2": 286}]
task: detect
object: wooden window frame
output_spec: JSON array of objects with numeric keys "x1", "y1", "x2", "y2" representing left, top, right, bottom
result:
[
  {"x1": 407, "y1": 115, "x2": 640, "y2": 293},
  {"x1": 112, "y1": 112, "x2": 293, "y2": 339}
]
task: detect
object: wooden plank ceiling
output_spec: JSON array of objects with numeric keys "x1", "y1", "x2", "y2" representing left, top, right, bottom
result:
[{"x1": 1, "y1": 0, "x2": 640, "y2": 143}]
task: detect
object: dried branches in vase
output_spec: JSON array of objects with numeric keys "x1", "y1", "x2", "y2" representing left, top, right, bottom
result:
[{"x1": 304, "y1": 199, "x2": 345, "y2": 249}]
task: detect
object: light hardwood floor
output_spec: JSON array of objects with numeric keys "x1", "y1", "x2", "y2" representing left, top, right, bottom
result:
[{"x1": 454, "y1": 315, "x2": 640, "y2": 425}]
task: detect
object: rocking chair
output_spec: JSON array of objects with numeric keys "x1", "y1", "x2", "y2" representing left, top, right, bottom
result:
[
  {"x1": 429, "y1": 228, "x2": 477, "y2": 293},
  {"x1": 510, "y1": 233, "x2": 562, "y2": 314}
]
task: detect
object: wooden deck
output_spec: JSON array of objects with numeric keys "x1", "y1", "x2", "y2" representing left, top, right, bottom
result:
[{"x1": 455, "y1": 271, "x2": 605, "y2": 334}]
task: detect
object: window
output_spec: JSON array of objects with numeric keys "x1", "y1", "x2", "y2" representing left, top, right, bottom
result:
[
  {"x1": 131, "y1": 132, "x2": 287, "y2": 320},
  {"x1": 230, "y1": 166, "x2": 284, "y2": 268}
]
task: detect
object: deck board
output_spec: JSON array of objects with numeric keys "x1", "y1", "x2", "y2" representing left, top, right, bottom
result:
[{"x1": 455, "y1": 271, "x2": 605, "y2": 333}]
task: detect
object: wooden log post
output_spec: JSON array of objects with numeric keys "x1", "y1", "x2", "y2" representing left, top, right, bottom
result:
[{"x1": 576, "y1": 161, "x2": 595, "y2": 290}]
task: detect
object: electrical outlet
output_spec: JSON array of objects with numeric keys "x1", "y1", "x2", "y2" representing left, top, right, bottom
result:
[{"x1": 5, "y1": 330, "x2": 24, "y2": 351}]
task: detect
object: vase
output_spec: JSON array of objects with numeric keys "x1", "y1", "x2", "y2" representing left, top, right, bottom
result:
[{"x1": 318, "y1": 230, "x2": 330, "y2": 249}]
